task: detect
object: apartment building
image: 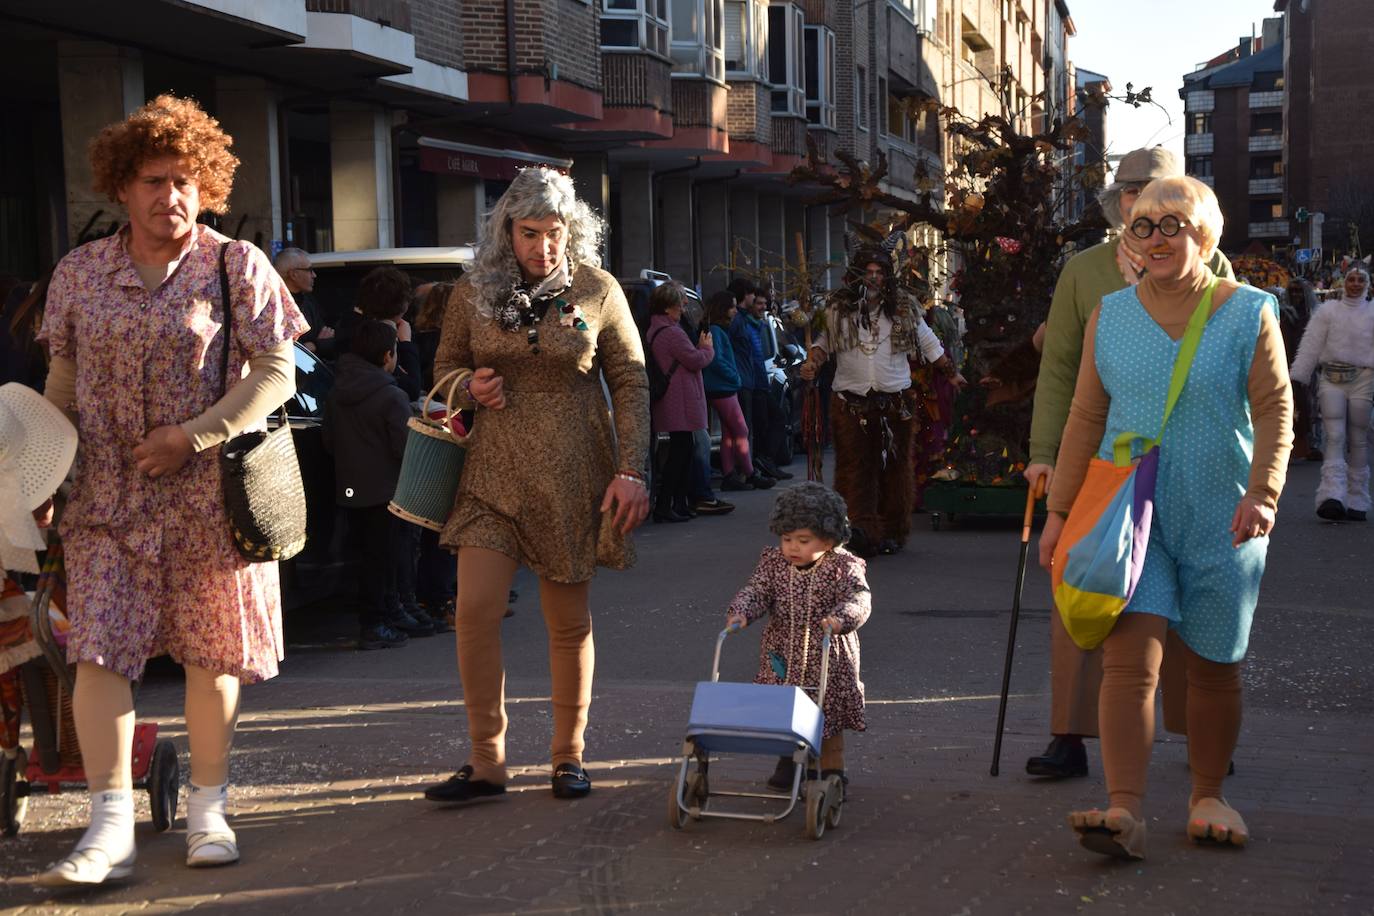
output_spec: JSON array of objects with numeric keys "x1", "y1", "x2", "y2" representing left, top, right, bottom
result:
[
  {"x1": 1275, "y1": 0, "x2": 1374, "y2": 258},
  {"x1": 1, "y1": 0, "x2": 1078, "y2": 291},
  {"x1": 1179, "y1": 18, "x2": 1286, "y2": 254}
]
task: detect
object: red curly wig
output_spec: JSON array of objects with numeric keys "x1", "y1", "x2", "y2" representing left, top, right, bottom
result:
[{"x1": 89, "y1": 94, "x2": 239, "y2": 214}]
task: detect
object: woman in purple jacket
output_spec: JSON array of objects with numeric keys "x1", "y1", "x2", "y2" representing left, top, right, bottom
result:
[{"x1": 648, "y1": 282, "x2": 713, "y2": 522}]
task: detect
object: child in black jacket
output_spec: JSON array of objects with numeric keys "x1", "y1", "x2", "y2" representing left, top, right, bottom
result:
[{"x1": 322, "y1": 320, "x2": 437, "y2": 649}]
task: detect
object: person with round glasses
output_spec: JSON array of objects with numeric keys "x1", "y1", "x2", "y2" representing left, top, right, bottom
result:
[
  {"x1": 1023, "y1": 148, "x2": 1234, "y2": 782},
  {"x1": 1038, "y1": 176, "x2": 1292, "y2": 860}
]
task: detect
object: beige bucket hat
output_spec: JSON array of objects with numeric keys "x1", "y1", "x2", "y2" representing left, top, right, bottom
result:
[{"x1": 0, "y1": 383, "x2": 78, "y2": 573}]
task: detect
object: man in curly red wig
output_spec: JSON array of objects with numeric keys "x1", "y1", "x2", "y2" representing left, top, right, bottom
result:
[{"x1": 33, "y1": 95, "x2": 307, "y2": 885}]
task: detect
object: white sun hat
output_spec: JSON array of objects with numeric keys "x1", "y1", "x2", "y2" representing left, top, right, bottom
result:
[{"x1": 0, "y1": 383, "x2": 78, "y2": 574}]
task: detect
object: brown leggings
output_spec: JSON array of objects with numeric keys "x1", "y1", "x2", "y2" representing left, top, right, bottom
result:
[
  {"x1": 455, "y1": 547, "x2": 593, "y2": 784},
  {"x1": 1099, "y1": 614, "x2": 1242, "y2": 817}
]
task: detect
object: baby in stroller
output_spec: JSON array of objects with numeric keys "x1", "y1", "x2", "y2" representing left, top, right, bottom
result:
[{"x1": 725, "y1": 483, "x2": 871, "y2": 790}]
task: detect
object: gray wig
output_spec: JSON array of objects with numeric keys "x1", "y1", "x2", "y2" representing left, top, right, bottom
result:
[
  {"x1": 465, "y1": 166, "x2": 606, "y2": 314},
  {"x1": 768, "y1": 483, "x2": 852, "y2": 546}
]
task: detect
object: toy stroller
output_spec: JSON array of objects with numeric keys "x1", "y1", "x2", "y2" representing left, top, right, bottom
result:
[
  {"x1": 667, "y1": 625, "x2": 844, "y2": 840},
  {"x1": 0, "y1": 542, "x2": 180, "y2": 837}
]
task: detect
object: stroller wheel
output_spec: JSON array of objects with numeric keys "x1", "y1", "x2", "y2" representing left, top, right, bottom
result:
[
  {"x1": 1, "y1": 748, "x2": 30, "y2": 837},
  {"x1": 823, "y1": 774, "x2": 844, "y2": 829},
  {"x1": 148, "y1": 741, "x2": 180, "y2": 833},
  {"x1": 804, "y1": 780, "x2": 827, "y2": 840},
  {"x1": 686, "y1": 770, "x2": 709, "y2": 820},
  {"x1": 667, "y1": 776, "x2": 690, "y2": 830}
]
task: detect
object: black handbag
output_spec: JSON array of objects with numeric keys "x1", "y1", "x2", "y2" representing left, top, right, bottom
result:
[{"x1": 216, "y1": 243, "x2": 308, "y2": 562}]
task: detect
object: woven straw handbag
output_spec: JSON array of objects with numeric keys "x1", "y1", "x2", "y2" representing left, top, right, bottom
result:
[
  {"x1": 389, "y1": 369, "x2": 472, "y2": 531},
  {"x1": 216, "y1": 243, "x2": 308, "y2": 562}
]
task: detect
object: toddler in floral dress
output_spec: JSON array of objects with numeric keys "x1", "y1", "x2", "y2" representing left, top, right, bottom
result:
[{"x1": 726, "y1": 483, "x2": 871, "y2": 789}]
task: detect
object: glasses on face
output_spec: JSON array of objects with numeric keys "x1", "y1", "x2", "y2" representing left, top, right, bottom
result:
[
  {"x1": 1129, "y1": 215, "x2": 1190, "y2": 240},
  {"x1": 292, "y1": 267, "x2": 316, "y2": 276}
]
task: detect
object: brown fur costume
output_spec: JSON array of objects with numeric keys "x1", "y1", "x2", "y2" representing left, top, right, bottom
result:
[{"x1": 830, "y1": 391, "x2": 917, "y2": 548}]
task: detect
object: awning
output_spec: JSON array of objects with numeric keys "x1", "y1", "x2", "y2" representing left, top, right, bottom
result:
[{"x1": 416, "y1": 137, "x2": 572, "y2": 182}]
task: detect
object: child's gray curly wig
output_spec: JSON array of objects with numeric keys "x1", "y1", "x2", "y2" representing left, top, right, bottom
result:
[
  {"x1": 768, "y1": 483, "x2": 852, "y2": 546},
  {"x1": 466, "y1": 166, "x2": 606, "y2": 315}
]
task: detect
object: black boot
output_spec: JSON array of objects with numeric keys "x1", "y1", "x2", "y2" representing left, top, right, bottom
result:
[
  {"x1": 1025, "y1": 735, "x2": 1089, "y2": 778},
  {"x1": 1318, "y1": 498, "x2": 1346, "y2": 521}
]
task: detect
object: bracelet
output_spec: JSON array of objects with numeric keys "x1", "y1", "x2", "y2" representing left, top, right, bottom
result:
[{"x1": 615, "y1": 472, "x2": 647, "y2": 488}]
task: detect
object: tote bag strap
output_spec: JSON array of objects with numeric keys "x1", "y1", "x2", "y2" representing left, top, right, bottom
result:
[{"x1": 1112, "y1": 277, "x2": 1219, "y2": 467}]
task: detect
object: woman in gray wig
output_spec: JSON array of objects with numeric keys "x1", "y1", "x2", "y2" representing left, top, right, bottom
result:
[{"x1": 426, "y1": 166, "x2": 650, "y2": 805}]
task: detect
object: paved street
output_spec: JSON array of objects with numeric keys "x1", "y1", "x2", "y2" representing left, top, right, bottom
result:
[{"x1": 1, "y1": 459, "x2": 1371, "y2": 915}]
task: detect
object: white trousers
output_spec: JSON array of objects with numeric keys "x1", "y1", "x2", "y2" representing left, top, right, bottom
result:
[{"x1": 1316, "y1": 368, "x2": 1374, "y2": 512}]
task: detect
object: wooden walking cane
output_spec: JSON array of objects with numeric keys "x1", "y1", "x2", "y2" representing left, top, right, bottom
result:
[{"x1": 990, "y1": 475, "x2": 1047, "y2": 776}]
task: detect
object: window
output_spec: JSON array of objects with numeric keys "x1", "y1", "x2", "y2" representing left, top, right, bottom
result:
[
  {"x1": 1187, "y1": 155, "x2": 1213, "y2": 178},
  {"x1": 724, "y1": 0, "x2": 762, "y2": 75},
  {"x1": 856, "y1": 65, "x2": 869, "y2": 130},
  {"x1": 601, "y1": 0, "x2": 670, "y2": 57},
  {"x1": 672, "y1": 0, "x2": 726, "y2": 81},
  {"x1": 804, "y1": 26, "x2": 836, "y2": 129},
  {"x1": 766, "y1": 2, "x2": 804, "y2": 116},
  {"x1": 878, "y1": 76, "x2": 888, "y2": 134},
  {"x1": 1188, "y1": 112, "x2": 1213, "y2": 135}
]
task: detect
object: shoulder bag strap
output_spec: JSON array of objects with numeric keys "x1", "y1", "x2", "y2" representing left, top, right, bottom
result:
[
  {"x1": 648, "y1": 326, "x2": 678, "y2": 379},
  {"x1": 219, "y1": 242, "x2": 233, "y2": 399},
  {"x1": 1112, "y1": 277, "x2": 1219, "y2": 466}
]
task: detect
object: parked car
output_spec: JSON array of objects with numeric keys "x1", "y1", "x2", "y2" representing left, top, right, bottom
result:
[
  {"x1": 309, "y1": 246, "x2": 477, "y2": 331},
  {"x1": 277, "y1": 246, "x2": 476, "y2": 609}
]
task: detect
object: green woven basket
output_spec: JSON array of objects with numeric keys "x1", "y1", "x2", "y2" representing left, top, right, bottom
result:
[{"x1": 389, "y1": 370, "x2": 471, "y2": 531}]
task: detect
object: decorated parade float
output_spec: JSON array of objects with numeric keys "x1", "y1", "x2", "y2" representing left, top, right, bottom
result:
[{"x1": 788, "y1": 68, "x2": 1110, "y2": 526}]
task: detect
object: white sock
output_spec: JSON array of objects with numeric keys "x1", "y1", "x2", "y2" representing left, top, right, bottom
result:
[
  {"x1": 74, "y1": 790, "x2": 136, "y2": 863},
  {"x1": 186, "y1": 782, "x2": 232, "y2": 837}
]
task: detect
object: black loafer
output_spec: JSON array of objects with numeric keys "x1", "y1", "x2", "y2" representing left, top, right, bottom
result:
[
  {"x1": 1025, "y1": 736, "x2": 1089, "y2": 778},
  {"x1": 424, "y1": 765, "x2": 507, "y2": 804},
  {"x1": 877, "y1": 538, "x2": 900, "y2": 555},
  {"x1": 1347, "y1": 509, "x2": 1367, "y2": 522},
  {"x1": 551, "y1": 763, "x2": 591, "y2": 799}
]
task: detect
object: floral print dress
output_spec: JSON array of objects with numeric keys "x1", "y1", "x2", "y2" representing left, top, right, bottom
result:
[
  {"x1": 728, "y1": 547, "x2": 872, "y2": 736},
  {"x1": 39, "y1": 226, "x2": 306, "y2": 683}
]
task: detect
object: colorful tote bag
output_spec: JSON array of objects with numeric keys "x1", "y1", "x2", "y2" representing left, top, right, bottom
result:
[{"x1": 1051, "y1": 280, "x2": 1217, "y2": 650}]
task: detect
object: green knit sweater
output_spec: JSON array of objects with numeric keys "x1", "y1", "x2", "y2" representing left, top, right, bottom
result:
[{"x1": 1029, "y1": 240, "x2": 1235, "y2": 466}]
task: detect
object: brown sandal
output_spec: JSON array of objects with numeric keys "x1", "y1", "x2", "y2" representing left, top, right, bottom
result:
[
  {"x1": 1069, "y1": 806, "x2": 1147, "y2": 860},
  {"x1": 1187, "y1": 797, "x2": 1250, "y2": 847}
]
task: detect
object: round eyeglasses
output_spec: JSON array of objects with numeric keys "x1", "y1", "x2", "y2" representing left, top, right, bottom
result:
[{"x1": 1129, "y1": 215, "x2": 1190, "y2": 240}]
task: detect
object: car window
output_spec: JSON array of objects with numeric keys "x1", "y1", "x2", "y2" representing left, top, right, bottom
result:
[{"x1": 290, "y1": 342, "x2": 334, "y2": 421}]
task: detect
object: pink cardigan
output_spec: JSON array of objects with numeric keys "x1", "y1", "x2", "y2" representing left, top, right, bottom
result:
[{"x1": 648, "y1": 314, "x2": 713, "y2": 432}]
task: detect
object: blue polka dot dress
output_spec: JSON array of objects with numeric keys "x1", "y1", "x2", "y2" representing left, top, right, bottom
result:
[{"x1": 1093, "y1": 284, "x2": 1278, "y2": 663}]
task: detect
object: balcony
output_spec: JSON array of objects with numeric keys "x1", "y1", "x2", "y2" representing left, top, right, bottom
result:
[
  {"x1": 1249, "y1": 220, "x2": 1291, "y2": 238},
  {"x1": 1249, "y1": 177, "x2": 1283, "y2": 195},
  {"x1": 1185, "y1": 133, "x2": 1214, "y2": 155},
  {"x1": 1249, "y1": 134, "x2": 1283, "y2": 152},
  {"x1": 1195, "y1": 175, "x2": 1215, "y2": 188},
  {"x1": 1249, "y1": 90, "x2": 1284, "y2": 109},
  {"x1": 1185, "y1": 90, "x2": 1215, "y2": 113}
]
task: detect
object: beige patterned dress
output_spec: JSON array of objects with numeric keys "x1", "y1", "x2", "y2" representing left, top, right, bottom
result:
[{"x1": 433, "y1": 264, "x2": 649, "y2": 583}]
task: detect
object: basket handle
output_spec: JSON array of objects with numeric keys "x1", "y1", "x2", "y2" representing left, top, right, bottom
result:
[{"x1": 424, "y1": 368, "x2": 474, "y2": 439}]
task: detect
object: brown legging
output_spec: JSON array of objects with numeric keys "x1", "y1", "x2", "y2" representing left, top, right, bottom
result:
[
  {"x1": 456, "y1": 547, "x2": 593, "y2": 784},
  {"x1": 73, "y1": 661, "x2": 241, "y2": 792},
  {"x1": 1099, "y1": 614, "x2": 1242, "y2": 817}
]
